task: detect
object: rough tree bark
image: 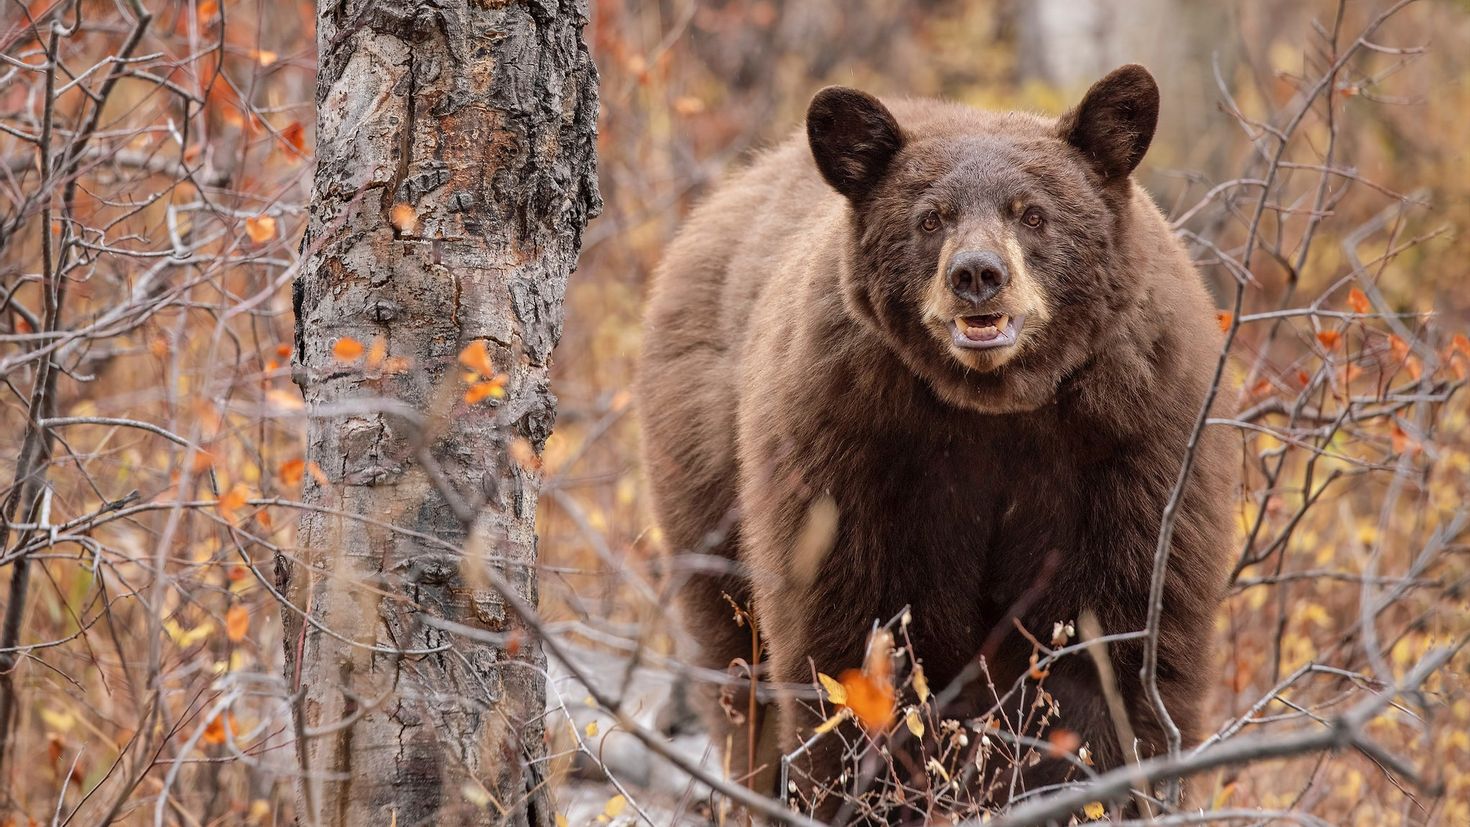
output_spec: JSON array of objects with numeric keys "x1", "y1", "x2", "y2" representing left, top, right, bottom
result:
[{"x1": 284, "y1": 2, "x2": 599, "y2": 824}]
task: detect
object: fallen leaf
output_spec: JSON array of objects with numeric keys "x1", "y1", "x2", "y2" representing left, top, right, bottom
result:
[{"x1": 1083, "y1": 801, "x2": 1105, "y2": 820}]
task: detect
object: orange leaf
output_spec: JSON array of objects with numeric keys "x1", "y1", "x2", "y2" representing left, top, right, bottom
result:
[
  {"x1": 1391, "y1": 422, "x2": 1410, "y2": 455},
  {"x1": 275, "y1": 343, "x2": 292, "y2": 359},
  {"x1": 838, "y1": 669, "x2": 895, "y2": 732},
  {"x1": 191, "y1": 449, "x2": 215, "y2": 474},
  {"x1": 1452, "y1": 334, "x2": 1470, "y2": 357},
  {"x1": 278, "y1": 458, "x2": 306, "y2": 486},
  {"x1": 218, "y1": 484, "x2": 249, "y2": 521},
  {"x1": 225, "y1": 605, "x2": 249, "y2": 642},
  {"x1": 306, "y1": 461, "x2": 329, "y2": 487},
  {"x1": 1389, "y1": 335, "x2": 1410, "y2": 362},
  {"x1": 1028, "y1": 651, "x2": 1050, "y2": 680},
  {"x1": 1216, "y1": 311, "x2": 1233, "y2": 332},
  {"x1": 227, "y1": 565, "x2": 249, "y2": 583},
  {"x1": 244, "y1": 214, "x2": 276, "y2": 244},
  {"x1": 332, "y1": 337, "x2": 365, "y2": 361},
  {"x1": 280, "y1": 121, "x2": 306, "y2": 155},
  {"x1": 197, "y1": 0, "x2": 219, "y2": 21},
  {"x1": 1316, "y1": 330, "x2": 1340, "y2": 349},
  {"x1": 202, "y1": 711, "x2": 238, "y2": 746},
  {"x1": 265, "y1": 389, "x2": 304, "y2": 411},
  {"x1": 1347, "y1": 287, "x2": 1371, "y2": 315},
  {"x1": 464, "y1": 376, "x2": 507, "y2": 404},
  {"x1": 508, "y1": 437, "x2": 542, "y2": 470},
  {"x1": 1048, "y1": 729, "x2": 1082, "y2": 756},
  {"x1": 458, "y1": 339, "x2": 496, "y2": 377},
  {"x1": 390, "y1": 203, "x2": 418, "y2": 234},
  {"x1": 366, "y1": 336, "x2": 387, "y2": 370}
]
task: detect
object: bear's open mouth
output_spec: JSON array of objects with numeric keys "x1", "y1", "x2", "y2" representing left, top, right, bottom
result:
[{"x1": 950, "y1": 313, "x2": 1024, "y2": 350}]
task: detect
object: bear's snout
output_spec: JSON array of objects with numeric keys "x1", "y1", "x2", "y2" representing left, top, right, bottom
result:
[{"x1": 947, "y1": 249, "x2": 1010, "y2": 306}]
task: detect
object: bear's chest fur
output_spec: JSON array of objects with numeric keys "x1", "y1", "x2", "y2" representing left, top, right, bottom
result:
[{"x1": 747, "y1": 378, "x2": 1152, "y2": 691}]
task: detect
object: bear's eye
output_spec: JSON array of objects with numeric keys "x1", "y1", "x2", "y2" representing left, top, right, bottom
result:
[
  {"x1": 1021, "y1": 207, "x2": 1045, "y2": 229},
  {"x1": 920, "y1": 210, "x2": 942, "y2": 233}
]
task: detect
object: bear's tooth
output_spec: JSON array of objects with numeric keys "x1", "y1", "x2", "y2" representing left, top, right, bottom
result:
[{"x1": 996, "y1": 314, "x2": 1010, "y2": 331}]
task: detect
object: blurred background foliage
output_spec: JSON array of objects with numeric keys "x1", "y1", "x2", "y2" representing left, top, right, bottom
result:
[{"x1": 1, "y1": 0, "x2": 1467, "y2": 823}]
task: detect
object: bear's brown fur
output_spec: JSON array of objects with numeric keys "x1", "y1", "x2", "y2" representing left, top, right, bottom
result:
[{"x1": 638, "y1": 65, "x2": 1237, "y2": 820}]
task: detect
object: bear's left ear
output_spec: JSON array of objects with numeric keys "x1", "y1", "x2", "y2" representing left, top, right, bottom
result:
[
  {"x1": 807, "y1": 86, "x2": 905, "y2": 201},
  {"x1": 1058, "y1": 64, "x2": 1159, "y2": 183}
]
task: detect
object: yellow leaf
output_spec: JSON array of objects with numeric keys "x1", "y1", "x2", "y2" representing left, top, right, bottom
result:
[
  {"x1": 244, "y1": 214, "x2": 276, "y2": 243},
  {"x1": 813, "y1": 709, "x2": 849, "y2": 734},
  {"x1": 556, "y1": 816, "x2": 568, "y2": 827},
  {"x1": 332, "y1": 337, "x2": 364, "y2": 361},
  {"x1": 391, "y1": 203, "x2": 418, "y2": 234},
  {"x1": 905, "y1": 707, "x2": 924, "y2": 738},
  {"x1": 602, "y1": 795, "x2": 626, "y2": 818},
  {"x1": 225, "y1": 604, "x2": 249, "y2": 642},
  {"x1": 912, "y1": 664, "x2": 930, "y2": 704},
  {"x1": 1083, "y1": 801, "x2": 1105, "y2": 820},
  {"x1": 584, "y1": 721, "x2": 598, "y2": 737},
  {"x1": 458, "y1": 339, "x2": 496, "y2": 377},
  {"x1": 40, "y1": 706, "x2": 75, "y2": 733},
  {"x1": 818, "y1": 672, "x2": 847, "y2": 706},
  {"x1": 462, "y1": 782, "x2": 491, "y2": 807}
]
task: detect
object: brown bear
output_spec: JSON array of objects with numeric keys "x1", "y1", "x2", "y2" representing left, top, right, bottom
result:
[{"x1": 638, "y1": 65, "x2": 1237, "y2": 822}]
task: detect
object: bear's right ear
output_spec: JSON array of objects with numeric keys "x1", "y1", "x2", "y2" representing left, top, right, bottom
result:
[
  {"x1": 1058, "y1": 64, "x2": 1159, "y2": 183},
  {"x1": 807, "y1": 87, "x2": 905, "y2": 201}
]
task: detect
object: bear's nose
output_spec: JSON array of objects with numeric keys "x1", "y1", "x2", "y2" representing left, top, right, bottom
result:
[{"x1": 947, "y1": 250, "x2": 1010, "y2": 306}]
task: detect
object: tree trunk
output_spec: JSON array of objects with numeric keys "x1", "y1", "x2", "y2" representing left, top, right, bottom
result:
[{"x1": 284, "y1": 2, "x2": 599, "y2": 824}]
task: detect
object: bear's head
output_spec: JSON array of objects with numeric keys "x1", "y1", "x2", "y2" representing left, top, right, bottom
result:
[{"x1": 807, "y1": 65, "x2": 1161, "y2": 414}]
